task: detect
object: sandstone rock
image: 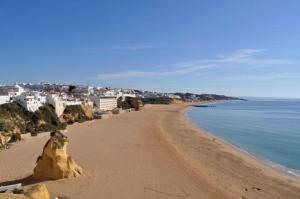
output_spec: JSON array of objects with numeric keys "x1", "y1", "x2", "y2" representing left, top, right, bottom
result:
[
  {"x1": 0, "y1": 133, "x2": 6, "y2": 148},
  {"x1": 0, "y1": 184, "x2": 50, "y2": 199},
  {"x1": 33, "y1": 131, "x2": 82, "y2": 180},
  {"x1": 0, "y1": 193, "x2": 28, "y2": 199},
  {"x1": 24, "y1": 184, "x2": 50, "y2": 199},
  {"x1": 0, "y1": 133, "x2": 11, "y2": 149},
  {"x1": 81, "y1": 104, "x2": 94, "y2": 119}
]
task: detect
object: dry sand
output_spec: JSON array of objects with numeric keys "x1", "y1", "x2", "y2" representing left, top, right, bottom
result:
[{"x1": 1, "y1": 103, "x2": 300, "y2": 199}]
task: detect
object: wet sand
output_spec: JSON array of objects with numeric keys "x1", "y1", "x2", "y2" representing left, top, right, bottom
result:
[{"x1": 0, "y1": 103, "x2": 300, "y2": 199}]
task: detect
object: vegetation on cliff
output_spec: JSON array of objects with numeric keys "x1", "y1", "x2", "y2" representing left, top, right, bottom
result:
[
  {"x1": 0, "y1": 102, "x2": 66, "y2": 135},
  {"x1": 0, "y1": 102, "x2": 31, "y2": 133},
  {"x1": 61, "y1": 105, "x2": 92, "y2": 124},
  {"x1": 32, "y1": 105, "x2": 66, "y2": 132},
  {"x1": 141, "y1": 93, "x2": 243, "y2": 105},
  {"x1": 141, "y1": 97, "x2": 174, "y2": 105},
  {"x1": 174, "y1": 93, "x2": 243, "y2": 101},
  {"x1": 117, "y1": 97, "x2": 141, "y2": 110}
]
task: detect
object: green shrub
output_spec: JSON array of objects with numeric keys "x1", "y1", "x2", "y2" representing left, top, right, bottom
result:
[
  {"x1": 9, "y1": 133, "x2": 21, "y2": 142},
  {"x1": 119, "y1": 97, "x2": 141, "y2": 110},
  {"x1": 63, "y1": 105, "x2": 90, "y2": 124},
  {"x1": 12, "y1": 188, "x2": 24, "y2": 194},
  {"x1": 0, "y1": 103, "x2": 67, "y2": 134},
  {"x1": 0, "y1": 122, "x2": 6, "y2": 131},
  {"x1": 141, "y1": 97, "x2": 173, "y2": 105}
]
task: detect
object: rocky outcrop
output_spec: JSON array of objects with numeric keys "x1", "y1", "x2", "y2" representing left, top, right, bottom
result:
[
  {"x1": 33, "y1": 131, "x2": 82, "y2": 180},
  {"x1": 24, "y1": 184, "x2": 50, "y2": 199},
  {"x1": 81, "y1": 104, "x2": 94, "y2": 119},
  {"x1": 0, "y1": 184, "x2": 50, "y2": 199},
  {"x1": 118, "y1": 97, "x2": 142, "y2": 111},
  {"x1": 0, "y1": 133, "x2": 9, "y2": 149},
  {"x1": 61, "y1": 105, "x2": 91, "y2": 124},
  {"x1": 0, "y1": 133, "x2": 21, "y2": 149}
]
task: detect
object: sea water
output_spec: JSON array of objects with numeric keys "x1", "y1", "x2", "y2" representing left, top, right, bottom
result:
[{"x1": 187, "y1": 99, "x2": 300, "y2": 177}]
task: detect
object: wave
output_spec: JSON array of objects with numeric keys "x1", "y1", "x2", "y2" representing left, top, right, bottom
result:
[{"x1": 263, "y1": 159, "x2": 300, "y2": 178}]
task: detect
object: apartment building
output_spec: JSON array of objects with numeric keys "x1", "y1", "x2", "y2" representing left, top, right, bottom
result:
[{"x1": 90, "y1": 96, "x2": 117, "y2": 111}]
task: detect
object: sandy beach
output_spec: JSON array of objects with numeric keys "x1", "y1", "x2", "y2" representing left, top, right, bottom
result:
[{"x1": 1, "y1": 103, "x2": 300, "y2": 199}]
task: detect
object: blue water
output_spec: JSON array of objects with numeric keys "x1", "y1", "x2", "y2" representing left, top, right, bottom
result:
[{"x1": 187, "y1": 99, "x2": 300, "y2": 177}]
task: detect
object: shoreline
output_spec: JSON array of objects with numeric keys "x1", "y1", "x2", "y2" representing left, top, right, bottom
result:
[{"x1": 183, "y1": 104, "x2": 300, "y2": 182}]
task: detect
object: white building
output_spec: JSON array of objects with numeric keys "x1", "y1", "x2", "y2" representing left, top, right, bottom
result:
[
  {"x1": 90, "y1": 96, "x2": 117, "y2": 111},
  {"x1": 120, "y1": 93, "x2": 136, "y2": 101},
  {"x1": 115, "y1": 91, "x2": 136, "y2": 101},
  {"x1": 87, "y1": 86, "x2": 94, "y2": 95},
  {"x1": 14, "y1": 93, "x2": 44, "y2": 112},
  {"x1": 46, "y1": 94, "x2": 66, "y2": 117},
  {"x1": 0, "y1": 95, "x2": 10, "y2": 105},
  {"x1": 167, "y1": 94, "x2": 181, "y2": 99},
  {"x1": 103, "y1": 90, "x2": 116, "y2": 97},
  {"x1": 14, "y1": 85, "x2": 25, "y2": 96},
  {"x1": 64, "y1": 100, "x2": 82, "y2": 106},
  {"x1": 8, "y1": 84, "x2": 25, "y2": 97}
]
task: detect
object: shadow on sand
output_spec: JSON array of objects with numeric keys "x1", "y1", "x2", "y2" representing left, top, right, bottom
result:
[{"x1": 0, "y1": 175, "x2": 44, "y2": 187}]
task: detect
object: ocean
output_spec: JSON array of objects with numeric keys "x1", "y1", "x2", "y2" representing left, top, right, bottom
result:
[{"x1": 186, "y1": 99, "x2": 300, "y2": 178}]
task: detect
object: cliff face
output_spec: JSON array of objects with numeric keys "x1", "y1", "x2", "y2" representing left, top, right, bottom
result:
[
  {"x1": 0, "y1": 103, "x2": 67, "y2": 148},
  {"x1": 60, "y1": 105, "x2": 92, "y2": 124},
  {"x1": 141, "y1": 97, "x2": 174, "y2": 105},
  {"x1": 0, "y1": 102, "x2": 31, "y2": 134},
  {"x1": 118, "y1": 97, "x2": 142, "y2": 111},
  {"x1": 81, "y1": 104, "x2": 94, "y2": 119},
  {"x1": 0, "y1": 103, "x2": 94, "y2": 148},
  {"x1": 33, "y1": 131, "x2": 82, "y2": 180},
  {"x1": 0, "y1": 103, "x2": 66, "y2": 136}
]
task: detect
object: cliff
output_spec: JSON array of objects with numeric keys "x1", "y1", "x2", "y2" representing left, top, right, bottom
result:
[
  {"x1": 118, "y1": 97, "x2": 142, "y2": 110},
  {"x1": 0, "y1": 103, "x2": 66, "y2": 145},
  {"x1": 60, "y1": 105, "x2": 92, "y2": 124},
  {"x1": 141, "y1": 97, "x2": 174, "y2": 105}
]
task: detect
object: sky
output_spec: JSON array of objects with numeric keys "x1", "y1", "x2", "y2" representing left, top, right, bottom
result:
[{"x1": 0, "y1": 0, "x2": 300, "y2": 98}]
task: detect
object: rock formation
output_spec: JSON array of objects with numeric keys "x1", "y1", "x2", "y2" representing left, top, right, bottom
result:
[
  {"x1": 33, "y1": 131, "x2": 82, "y2": 180},
  {"x1": 0, "y1": 184, "x2": 50, "y2": 199},
  {"x1": 0, "y1": 133, "x2": 14, "y2": 149},
  {"x1": 0, "y1": 133, "x2": 7, "y2": 149},
  {"x1": 60, "y1": 105, "x2": 91, "y2": 124},
  {"x1": 24, "y1": 184, "x2": 50, "y2": 199},
  {"x1": 81, "y1": 104, "x2": 94, "y2": 119}
]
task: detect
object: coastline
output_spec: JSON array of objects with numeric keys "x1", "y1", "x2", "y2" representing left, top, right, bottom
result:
[
  {"x1": 183, "y1": 103, "x2": 300, "y2": 182},
  {"x1": 0, "y1": 103, "x2": 299, "y2": 198},
  {"x1": 156, "y1": 103, "x2": 300, "y2": 198}
]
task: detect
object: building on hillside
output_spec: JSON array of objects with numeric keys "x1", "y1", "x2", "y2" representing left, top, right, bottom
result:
[
  {"x1": 166, "y1": 94, "x2": 181, "y2": 99},
  {"x1": 0, "y1": 95, "x2": 10, "y2": 105},
  {"x1": 0, "y1": 84, "x2": 25, "y2": 98},
  {"x1": 90, "y1": 96, "x2": 117, "y2": 111},
  {"x1": 46, "y1": 94, "x2": 66, "y2": 117},
  {"x1": 11, "y1": 84, "x2": 25, "y2": 97},
  {"x1": 103, "y1": 90, "x2": 116, "y2": 97},
  {"x1": 116, "y1": 92, "x2": 137, "y2": 101},
  {"x1": 87, "y1": 86, "x2": 94, "y2": 95},
  {"x1": 64, "y1": 100, "x2": 82, "y2": 106},
  {"x1": 14, "y1": 92, "x2": 45, "y2": 112}
]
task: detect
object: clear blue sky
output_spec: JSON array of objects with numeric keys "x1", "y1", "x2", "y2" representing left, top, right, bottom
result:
[{"x1": 1, "y1": 0, "x2": 300, "y2": 98}]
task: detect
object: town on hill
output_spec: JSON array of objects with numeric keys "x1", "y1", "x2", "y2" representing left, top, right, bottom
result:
[{"x1": 0, "y1": 82, "x2": 241, "y2": 149}]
